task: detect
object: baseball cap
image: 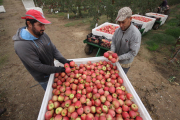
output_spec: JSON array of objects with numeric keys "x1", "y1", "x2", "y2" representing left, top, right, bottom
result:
[
  {"x1": 21, "y1": 9, "x2": 51, "y2": 24},
  {"x1": 115, "y1": 7, "x2": 132, "y2": 21}
]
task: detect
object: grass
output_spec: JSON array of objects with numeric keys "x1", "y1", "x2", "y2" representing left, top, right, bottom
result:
[
  {"x1": 145, "y1": 33, "x2": 176, "y2": 51},
  {"x1": 166, "y1": 19, "x2": 180, "y2": 26},
  {"x1": 0, "y1": 0, "x2": 2, "y2": 5},
  {"x1": 165, "y1": 27, "x2": 180, "y2": 38},
  {"x1": 64, "y1": 18, "x2": 91, "y2": 27}
]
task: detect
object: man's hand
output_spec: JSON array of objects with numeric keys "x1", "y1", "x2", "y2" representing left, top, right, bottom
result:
[
  {"x1": 107, "y1": 51, "x2": 114, "y2": 55},
  {"x1": 59, "y1": 66, "x2": 65, "y2": 72},
  {"x1": 116, "y1": 57, "x2": 119, "y2": 62}
]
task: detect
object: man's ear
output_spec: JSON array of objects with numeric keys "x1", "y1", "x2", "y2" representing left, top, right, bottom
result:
[
  {"x1": 27, "y1": 21, "x2": 32, "y2": 28},
  {"x1": 129, "y1": 17, "x2": 132, "y2": 21}
]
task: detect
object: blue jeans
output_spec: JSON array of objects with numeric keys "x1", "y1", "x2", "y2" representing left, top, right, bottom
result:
[
  {"x1": 122, "y1": 67, "x2": 130, "y2": 74},
  {"x1": 39, "y1": 81, "x2": 48, "y2": 91}
]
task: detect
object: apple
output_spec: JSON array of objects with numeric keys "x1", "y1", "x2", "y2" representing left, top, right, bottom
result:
[
  {"x1": 55, "y1": 107, "x2": 63, "y2": 115},
  {"x1": 84, "y1": 106, "x2": 91, "y2": 114},
  {"x1": 64, "y1": 63, "x2": 70, "y2": 68},
  {"x1": 131, "y1": 104, "x2": 138, "y2": 112},
  {"x1": 81, "y1": 114, "x2": 86, "y2": 120},
  {"x1": 75, "y1": 101, "x2": 82, "y2": 108},
  {"x1": 108, "y1": 109, "x2": 115, "y2": 117},
  {"x1": 76, "y1": 93, "x2": 82, "y2": 99},
  {"x1": 106, "y1": 114, "x2": 113, "y2": 120},
  {"x1": 58, "y1": 95, "x2": 64, "y2": 102},
  {"x1": 71, "y1": 112, "x2": 78, "y2": 120},
  {"x1": 65, "y1": 90, "x2": 71, "y2": 96},
  {"x1": 96, "y1": 107, "x2": 102, "y2": 114},
  {"x1": 125, "y1": 99, "x2": 132, "y2": 106},
  {"x1": 61, "y1": 109, "x2": 67, "y2": 117},
  {"x1": 69, "y1": 61, "x2": 75, "y2": 67},
  {"x1": 111, "y1": 58, "x2": 116, "y2": 63},
  {"x1": 86, "y1": 113, "x2": 94, "y2": 120},
  {"x1": 135, "y1": 116, "x2": 143, "y2": 120},
  {"x1": 122, "y1": 112, "x2": 130, "y2": 119},
  {"x1": 101, "y1": 105, "x2": 108, "y2": 113},
  {"x1": 48, "y1": 100, "x2": 53, "y2": 104},
  {"x1": 52, "y1": 95, "x2": 58, "y2": 102},
  {"x1": 109, "y1": 87, "x2": 115, "y2": 94},
  {"x1": 54, "y1": 114, "x2": 62, "y2": 120},
  {"x1": 112, "y1": 100, "x2": 120, "y2": 108},
  {"x1": 45, "y1": 110, "x2": 53, "y2": 120},
  {"x1": 54, "y1": 101, "x2": 60, "y2": 108},
  {"x1": 68, "y1": 105, "x2": 75, "y2": 113},
  {"x1": 100, "y1": 96, "x2": 106, "y2": 103},
  {"x1": 86, "y1": 99, "x2": 92, "y2": 106},
  {"x1": 80, "y1": 97, "x2": 86, "y2": 104},
  {"x1": 52, "y1": 83, "x2": 57, "y2": 89},
  {"x1": 65, "y1": 100, "x2": 71, "y2": 107},
  {"x1": 90, "y1": 106, "x2": 96, "y2": 113},
  {"x1": 115, "y1": 107, "x2": 122, "y2": 114},
  {"x1": 47, "y1": 103, "x2": 54, "y2": 111},
  {"x1": 69, "y1": 94, "x2": 74, "y2": 99},
  {"x1": 122, "y1": 105, "x2": 129, "y2": 112},
  {"x1": 112, "y1": 53, "x2": 118, "y2": 58},
  {"x1": 126, "y1": 93, "x2": 133, "y2": 100},
  {"x1": 129, "y1": 110, "x2": 137, "y2": 118},
  {"x1": 77, "y1": 107, "x2": 84, "y2": 115}
]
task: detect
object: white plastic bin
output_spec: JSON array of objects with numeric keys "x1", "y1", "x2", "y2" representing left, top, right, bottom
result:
[
  {"x1": 26, "y1": 7, "x2": 43, "y2": 14},
  {"x1": 22, "y1": 0, "x2": 35, "y2": 9},
  {"x1": 37, "y1": 56, "x2": 152, "y2": 120},
  {"x1": 132, "y1": 14, "x2": 156, "y2": 33},
  {"x1": 145, "y1": 12, "x2": 168, "y2": 25},
  {"x1": 0, "y1": 5, "x2": 6, "y2": 13},
  {"x1": 92, "y1": 22, "x2": 119, "y2": 39}
]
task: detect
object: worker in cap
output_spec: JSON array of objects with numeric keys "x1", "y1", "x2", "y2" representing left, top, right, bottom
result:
[
  {"x1": 12, "y1": 9, "x2": 71, "y2": 90},
  {"x1": 108, "y1": 7, "x2": 141, "y2": 74}
]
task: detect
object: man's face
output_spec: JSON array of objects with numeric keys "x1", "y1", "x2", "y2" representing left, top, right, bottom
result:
[
  {"x1": 31, "y1": 22, "x2": 45, "y2": 37},
  {"x1": 118, "y1": 17, "x2": 132, "y2": 31}
]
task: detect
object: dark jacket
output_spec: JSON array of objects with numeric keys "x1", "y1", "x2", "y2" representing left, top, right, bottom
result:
[
  {"x1": 13, "y1": 27, "x2": 67, "y2": 82},
  {"x1": 159, "y1": 0, "x2": 168, "y2": 7}
]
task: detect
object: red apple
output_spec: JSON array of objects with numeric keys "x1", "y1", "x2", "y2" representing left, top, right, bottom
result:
[
  {"x1": 47, "y1": 103, "x2": 54, "y2": 111},
  {"x1": 131, "y1": 104, "x2": 138, "y2": 112},
  {"x1": 45, "y1": 110, "x2": 53, "y2": 120},
  {"x1": 55, "y1": 107, "x2": 63, "y2": 115},
  {"x1": 71, "y1": 112, "x2": 78, "y2": 120},
  {"x1": 126, "y1": 93, "x2": 133, "y2": 100},
  {"x1": 135, "y1": 116, "x2": 143, "y2": 120}
]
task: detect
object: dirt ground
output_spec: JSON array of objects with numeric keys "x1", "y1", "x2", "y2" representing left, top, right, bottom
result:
[{"x1": 0, "y1": 0, "x2": 180, "y2": 120}]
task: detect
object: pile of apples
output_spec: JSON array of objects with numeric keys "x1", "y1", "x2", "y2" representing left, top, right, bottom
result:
[
  {"x1": 100, "y1": 39, "x2": 112, "y2": 49},
  {"x1": 45, "y1": 60, "x2": 143, "y2": 120},
  {"x1": 151, "y1": 13, "x2": 164, "y2": 17},
  {"x1": 87, "y1": 36, "x2": 100, "y2": 44},
  {"x1": 96, "y1": 25, "x2": 119, "y2": 35},
  {"x1": 103, "y1": 52, "x2": 118, "y2": 63},
  {"x1": 132, "y1": 16, "x2": 152, "y2": 22}
]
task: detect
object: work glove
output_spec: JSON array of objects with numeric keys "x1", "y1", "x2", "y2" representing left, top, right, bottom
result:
[
  {"x1": 66, "y1": 60, "x2": 73, "y2": 64},
  {"x1": 59, "y1": 66, "x2": 65, "y2": 72}
]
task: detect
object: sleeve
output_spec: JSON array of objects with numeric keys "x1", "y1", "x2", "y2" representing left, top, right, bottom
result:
[
  {"x1": 51, "y1": 42, "x2": 68, "y2": 64},
  {"x1": 119, "y1": 33, "x2": 141, "y2": 60},
  {"x1": 15, "y1": 42, "x2": 63, "y2": 74},
  {"x1": 110, "y1": 29, "x2": 119, "y2": 52}
]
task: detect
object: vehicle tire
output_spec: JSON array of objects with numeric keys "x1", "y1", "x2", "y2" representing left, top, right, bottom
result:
[
  {"x1": 164, "y1": 9, "x2": 170, "y2": 15},
  {"x1": 84, "y1": 44, "x2": 93, "y2": 55},
  {"x1": 153, "y1": 23, "x2": 160, "y2": 30}
]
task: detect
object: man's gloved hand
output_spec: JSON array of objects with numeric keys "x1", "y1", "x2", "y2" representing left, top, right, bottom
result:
[
  {"x1": 59, "y1": 66, "x2": 65, "y2": 72},
  {"x1": 66, "y1": 60, "x2": 73, "y2": 64}
]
